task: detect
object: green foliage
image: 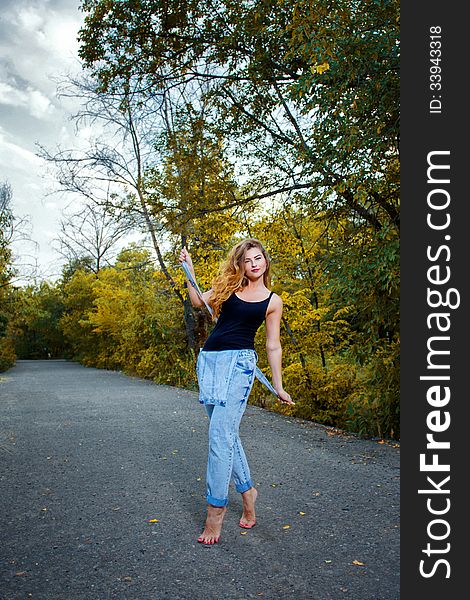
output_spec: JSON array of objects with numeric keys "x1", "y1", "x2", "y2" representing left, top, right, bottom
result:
[
  {"x1": 320, "y1": 223, "x2": 400, "y2": 358},
  {"x1": 345, "y1": 341, "x2": 400, "y2": 439},
  {"x1": 0, "y1": 338, "x2": 16, "y2": 373},
  {"x1": 0, "y1": 294, "x2": 16, "y2": 372},
  {"x1": 13, "y1": 283, "x2": 69, "y2": 359},
  {"x1": 253, "y1": 359, "x2": 359, "y2": 425},
  {"x1": 147, "y1": 105, "x2": 242, "y2": 233},
  {"x1": 78, "y1": 0, "x2": 399, "y2": 232},
  {"x1": 0, "y1": 293, "x2": 15, "y2": 371},
  {"x1": 316, "y1": 223, "x2": 400, "y2": 437},
  {"x1": 59, "y1": 268, "x2": 98, "y2": 362}
]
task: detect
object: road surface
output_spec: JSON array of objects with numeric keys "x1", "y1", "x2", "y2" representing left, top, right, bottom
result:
[{"x1": 0, "y1": 360, "x2": 399, "y2": 599}]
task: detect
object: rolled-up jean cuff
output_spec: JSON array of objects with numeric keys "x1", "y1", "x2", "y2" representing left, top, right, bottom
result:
[
  {"x1": 207, "y1": 495, "x2": 229, "y2": 507},
  {"x1": 235, "y1": 479, "x2": 254, "y2": 494}
]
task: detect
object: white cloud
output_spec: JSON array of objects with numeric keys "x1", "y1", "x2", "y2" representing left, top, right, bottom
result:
[
  {"x1": 41, "y1": 14, "x2": 80, "y2": 58},
  {"x1": 0, "y1": 82, "x2": 25, "y2": 107},
  {"x1": 0, "y1": 82, "x2": 55, "y2": 119},
  {"x1": 0, "y1": 126, "x2": 43, "y2": 168},
  {"x1": 29, "y1": 88, "x2": 55, "y2": 119},
  {"x1": 0, "y1": 0, "x2": 86, "y2": 282},
  {"x1": 1, "y1": 1, "x2": 83, "y2": 105},
  {"x1": 15, "y1": 5, "x2": 44, "y2": 33}
]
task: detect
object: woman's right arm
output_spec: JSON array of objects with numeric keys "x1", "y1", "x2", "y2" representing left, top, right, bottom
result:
[{"x1": 178, "y1": 247, "x2": 212, "y2": 308}]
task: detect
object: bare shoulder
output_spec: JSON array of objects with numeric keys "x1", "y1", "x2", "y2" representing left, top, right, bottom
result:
[{"x1": 267, "y1": 292, "x2": 283, "y2": 315}]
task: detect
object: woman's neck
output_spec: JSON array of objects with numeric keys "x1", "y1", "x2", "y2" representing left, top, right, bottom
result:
[{"x1": 241, "y1": 277, "x2": 268, "y2": 292}]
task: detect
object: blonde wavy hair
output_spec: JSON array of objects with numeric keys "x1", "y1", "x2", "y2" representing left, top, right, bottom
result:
[{"x1": 208, "y1": 238, "x2": 271, "y2": 320}]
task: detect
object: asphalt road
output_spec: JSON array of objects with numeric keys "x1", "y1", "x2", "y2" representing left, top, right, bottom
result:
[{"x1": 0, "y1": 360, "x2": 400, "y2": 600}]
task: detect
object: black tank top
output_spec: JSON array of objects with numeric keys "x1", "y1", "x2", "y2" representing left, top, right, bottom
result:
[{"x1": 202, "y1": 291, "x2": 274, "y2": 351}]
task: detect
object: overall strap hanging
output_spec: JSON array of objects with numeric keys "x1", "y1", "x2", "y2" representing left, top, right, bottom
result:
[{"x1": 181, "y1": 260, "x2": 279, "y2": 398}]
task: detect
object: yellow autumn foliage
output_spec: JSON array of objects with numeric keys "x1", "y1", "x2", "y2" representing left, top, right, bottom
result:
[{"x1": 50, "y1": 201, "x2": 398, "y2": 439}]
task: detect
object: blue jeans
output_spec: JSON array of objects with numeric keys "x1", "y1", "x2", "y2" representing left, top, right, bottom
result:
[{"x1": 197, "y1": 349, "x2": 257, "y2": 506}]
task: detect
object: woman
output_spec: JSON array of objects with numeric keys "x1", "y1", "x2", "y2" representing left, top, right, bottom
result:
[{"x1": 179, "y1": 238, "x2": 294, "y2": 545}]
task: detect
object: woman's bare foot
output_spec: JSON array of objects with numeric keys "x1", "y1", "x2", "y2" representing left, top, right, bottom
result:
[
  {"x1": 197, "y1": 505, "x2": 227, "y2": 544},
  {"x1": 239, "y1": 486, "x2": 258, "y2": 529}
]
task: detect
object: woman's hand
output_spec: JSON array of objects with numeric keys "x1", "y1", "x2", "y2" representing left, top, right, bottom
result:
[
  {"x1": 276, "y1": 388, "x2": 295, "y2": 405},
  {"x1": 179, "y1": 247, "x2": 194, "y2": 270}
]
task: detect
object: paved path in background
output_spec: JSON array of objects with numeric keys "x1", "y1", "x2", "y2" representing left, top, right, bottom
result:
[{"x1": 0, "y1": 360, "x2": 399, "y2": 600}]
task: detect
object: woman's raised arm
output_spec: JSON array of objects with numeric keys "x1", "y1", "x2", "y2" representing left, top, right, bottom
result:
[{"x1": 178, "y1": 247, "x2": 212, "y2": 309}]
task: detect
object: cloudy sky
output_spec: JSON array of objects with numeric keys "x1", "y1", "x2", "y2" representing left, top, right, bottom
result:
[{"x1": 0, "y1": 0, "x2": 87, "y2": 283}]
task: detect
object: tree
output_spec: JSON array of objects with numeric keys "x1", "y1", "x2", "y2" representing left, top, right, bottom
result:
[
  {"x1": 1, "y1": 181, "x2": 37, "y2": 286},
  {"x1": 59, "y1": 266, "x2": 97, "y2": 362},
  {"x1": 40, "y1": 74, "x2": 268, "y2": 353},
  {"x1": 38, "y1": 76, "x2": 190, "y2": 326},
  {"x1": 317, "y1": 219, "x2": 400, "y2": 437},
  {"x1": 55, "y1": 199, "x2": 132, "y2": 274},
  {"x1": 12, "y1": 283, "x2": 69, "y2": 359},
  {"x1": 1, "y1": 181, "x2": 15, "y2": 290},
  {"x1": 145, "y1": 97, "x2": 268, "y2": 349},
  {"x1": 1, "y1": 182, "x2": 18, "y2": 369},
  {"x1": 78, "y1": 0, "x2": 399, "y2": 230}
]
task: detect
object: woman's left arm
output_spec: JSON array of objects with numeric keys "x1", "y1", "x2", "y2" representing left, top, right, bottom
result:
[{"x1": 265, "y1": 295, "x2": 295, "y2": 405}]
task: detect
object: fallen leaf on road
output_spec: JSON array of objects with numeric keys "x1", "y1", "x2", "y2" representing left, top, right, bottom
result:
[
  {"x1": 15, "y1": 572, "x2": 27, "y2": 577},
  {"x1": 352, "y1": 560, "x2": 365, "y2": 566},
  {"x1": 147, "y1": 519, "x2": 159, "y2": 523},
  {"x1": 282, "y1": 525, "x2": 291, "y2": 530},
  {"x1": 240, "y1": 531, "x2": 248, "y2": 535},
  {"x1": 299, "y1": 511, "x2": 306, "y2": 516}
]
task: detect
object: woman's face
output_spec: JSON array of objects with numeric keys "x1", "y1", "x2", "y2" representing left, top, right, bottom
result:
[{"x1": 242, "y1": 246, "x2": 267, "y2": 280}]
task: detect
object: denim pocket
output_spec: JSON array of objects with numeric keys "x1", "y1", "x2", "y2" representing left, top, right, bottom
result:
[
  {"x1": 234, "y1": 351, "x2": 257, "y2": 375},
  {"x1": 231, "y1": 350, "x2": 257, "y2": 403}
]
